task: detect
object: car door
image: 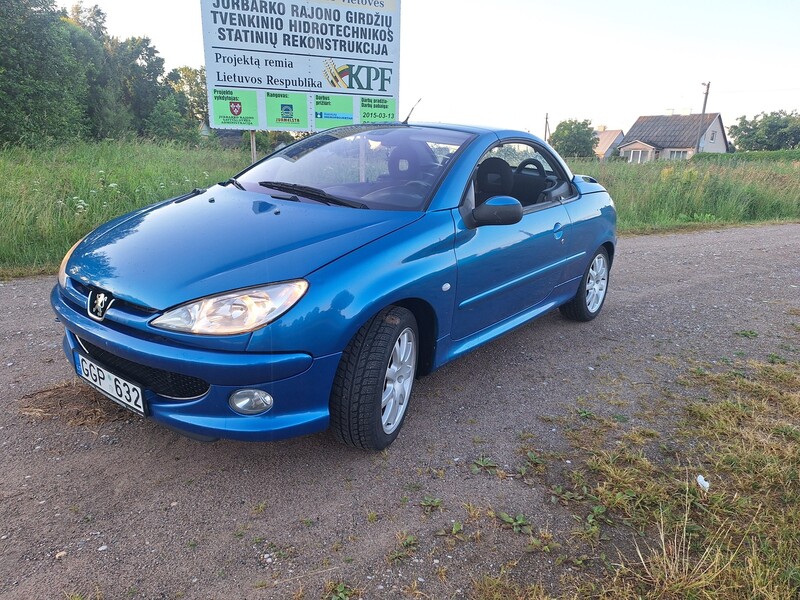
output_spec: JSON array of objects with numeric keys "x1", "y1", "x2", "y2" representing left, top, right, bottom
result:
[{"x1": 450, "y1": 141, "x2": 572, "y2": 341}]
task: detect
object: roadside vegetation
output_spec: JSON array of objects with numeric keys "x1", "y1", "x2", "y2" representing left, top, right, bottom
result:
[
  {"x1": 568, "y1": 156, "x2": 800, "y2": 232},
  {"x1": 0, "y1": 139, "x2": 249, "y2": 277},
  {"x1": 2, "y1": 140, "x2": 798, "y2": 277},
  {"x1": 468, "y1": 349, "x2": 800, "y2": 599},
  {"x1": 691, "y1": 149, "x2": 800, "y2": 163}
]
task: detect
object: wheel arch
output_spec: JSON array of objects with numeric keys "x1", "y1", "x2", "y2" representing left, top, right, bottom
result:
[
  {"x1": 602, "y1": 241, "x2": 615, "y2": 267},
  {"x1": 385, "y1": 297, "x2": 438, "y2": 376}
]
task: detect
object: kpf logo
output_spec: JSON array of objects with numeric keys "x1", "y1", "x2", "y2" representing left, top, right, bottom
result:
[{"x1": 324, "y1": 60, "x2": 392, "y2": 92}]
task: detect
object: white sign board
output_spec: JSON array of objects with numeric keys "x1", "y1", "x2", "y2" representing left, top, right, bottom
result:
[{"x1": 200, "y1": 0, "x2": 401, "y2": 131}]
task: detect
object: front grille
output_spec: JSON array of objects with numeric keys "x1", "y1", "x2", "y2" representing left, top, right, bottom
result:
[
  {"x1": 70, "y1": 280, "x2": 158, "y2": 316},
  {"x1": 78, "y1": 338, "x2": 211, "y2": 400}
]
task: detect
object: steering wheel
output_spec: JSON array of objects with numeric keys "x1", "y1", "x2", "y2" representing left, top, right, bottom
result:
[
  {"x1": 402, "y1": 180, "x2": 428, "y2": 193},
  {"x1": 515, "y1": 158, "x2": 546, "y2": 177}
]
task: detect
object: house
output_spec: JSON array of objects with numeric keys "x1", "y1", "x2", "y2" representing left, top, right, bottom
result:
[
  {"x1": 593, "y1": 126, "x2": 625, "y2": 160},
  {"x1": 618, "y1": 113, "x2": 728, "y2": 163}
]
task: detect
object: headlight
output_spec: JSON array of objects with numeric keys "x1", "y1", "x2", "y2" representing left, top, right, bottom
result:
[
  {"x1": 58, "y1": 238, "x2": 84, "y2": 289},
  {"x1": 151, "y1": 280, "x2": 308, "y2": 335}
]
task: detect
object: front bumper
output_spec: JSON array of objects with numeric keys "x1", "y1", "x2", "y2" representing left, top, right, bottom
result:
[{"x1": 51, "y1": 285, "x2": 340, "y2": 442}]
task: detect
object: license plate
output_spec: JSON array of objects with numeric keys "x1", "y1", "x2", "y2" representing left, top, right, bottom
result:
[{"x1": 75, "y1": 353, "x2": 146, "y2": 416}]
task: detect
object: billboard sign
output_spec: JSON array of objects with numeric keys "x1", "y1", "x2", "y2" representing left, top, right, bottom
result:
[{"x1": 200, "y1": 0, "x2": 401, "y2": 131}]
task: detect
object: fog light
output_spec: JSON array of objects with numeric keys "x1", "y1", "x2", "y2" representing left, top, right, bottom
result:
[{"x1": 229, "y1": 389, "x2": 274, "y2": 415}]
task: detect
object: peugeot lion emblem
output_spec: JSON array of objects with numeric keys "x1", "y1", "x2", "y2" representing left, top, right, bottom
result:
[{"x1": 87, "y1": 289, "x2": 114, "y2": 321}]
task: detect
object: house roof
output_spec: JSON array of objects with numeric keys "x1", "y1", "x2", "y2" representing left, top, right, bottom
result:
[
  {"x1": 594, "y1": 129, "x2": 624, "y2": 157},
  {"x1": 619, "y1": 114, "x2": 720, "y2": 150}
]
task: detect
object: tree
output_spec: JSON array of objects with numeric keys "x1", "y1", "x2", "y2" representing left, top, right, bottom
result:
[
  {"x1": 548, "y1": 119, "x2": 598, "y2": 158},
  {"x1": 68, "y1": 1, "x2": 107, "y2": 40},
  {"x1": 0, "y1": 0, "x2": 197, "y2": 145},
  {"x1": 106, "y1": 36, "x2": 166, "y2": 134},
  {"x1": 728, "y1": 111, "x2": 800, "y2": 151},
  {"x1": 144, "y1": 95, "x2": 199, "y2": 144},
  {"x1": 167, "y1": 66, "x2": 208, "y2": 125},
  {"x1": 0, "y1": 0, "x2": 89, "y2": 144}
]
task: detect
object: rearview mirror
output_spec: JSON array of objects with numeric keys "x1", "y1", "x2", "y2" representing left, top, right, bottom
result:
[{"x1": 472, "y1": 196, "x2": 523, "y2": 227}]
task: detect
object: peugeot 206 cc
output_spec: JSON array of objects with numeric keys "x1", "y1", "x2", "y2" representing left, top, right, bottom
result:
[{"x1": 51, "y1": 123, "x2": 616, "y2": 450}]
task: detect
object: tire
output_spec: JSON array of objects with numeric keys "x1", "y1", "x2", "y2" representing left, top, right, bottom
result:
[
  {"x1": 559, "y1": 247, "x2": 610, "y2": 322},
  {"x1": 330, "y1": 306, "x2": 418, "y2": 450}
]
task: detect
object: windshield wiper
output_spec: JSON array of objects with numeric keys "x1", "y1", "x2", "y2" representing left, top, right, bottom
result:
[
  {"x1": 219, "y1": 177, "x2": 245, "y2": 191},
  {"x1": 268, "y1": 193, "x2": 300, "y2": 202},
  {"x1": 259, "y1": 181, "x2": 367, "y2": 209}
]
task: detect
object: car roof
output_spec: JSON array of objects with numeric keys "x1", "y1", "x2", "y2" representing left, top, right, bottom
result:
[{"x1": 336, "y1": 121, "x2": 547, "y2": 146}]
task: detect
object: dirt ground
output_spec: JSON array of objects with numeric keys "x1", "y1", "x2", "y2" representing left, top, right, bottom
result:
[{"x1": 1, "y1": 224, "x2": 798, "y2": 599}]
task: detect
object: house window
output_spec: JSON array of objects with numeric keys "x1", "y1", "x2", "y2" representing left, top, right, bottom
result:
[
  {"x1": 623, "y1": 149, "x2": 649, "y2": 163},
  {"x1": 668, "y1": 150, "x2": 688, "y2": 160},
  {"x1": 710, "y1": 131, "x2": 717, "y2": 142}
]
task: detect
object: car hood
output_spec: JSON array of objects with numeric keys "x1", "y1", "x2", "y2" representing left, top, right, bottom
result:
[{"x1": 67, "y1": 187, "x2": 422, "y2": 310}]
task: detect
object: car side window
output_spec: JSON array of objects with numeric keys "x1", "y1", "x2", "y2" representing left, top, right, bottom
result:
[{"x1": 474, "y1": 142, "x2": 568, "y2": 208}]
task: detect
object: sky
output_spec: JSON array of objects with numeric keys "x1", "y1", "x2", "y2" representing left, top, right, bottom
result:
[{"x1": 56, "y1": 0, "x2": 800, "y2": 135}]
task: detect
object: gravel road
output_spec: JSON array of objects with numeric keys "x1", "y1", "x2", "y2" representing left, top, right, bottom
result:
[{"x1": 1, "y1": 224, "x2": 798, "y2": 599}]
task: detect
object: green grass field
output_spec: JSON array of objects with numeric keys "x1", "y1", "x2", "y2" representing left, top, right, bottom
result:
[{"x1": 1, "y1": 140, "x2": 798, "y2": 277}]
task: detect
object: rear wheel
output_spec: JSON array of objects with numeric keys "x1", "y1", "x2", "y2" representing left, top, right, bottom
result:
[
  {"x1": 330, "y1": 306, "x2": 418, "y2": 450},
  {"x1": 560, "y1": 247, "x2": 609, "y2": 321}
]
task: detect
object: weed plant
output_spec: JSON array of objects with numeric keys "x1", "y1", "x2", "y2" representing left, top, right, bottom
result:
[{"x1": 596, "y1": 358, "x2": 800, "y2": 598}]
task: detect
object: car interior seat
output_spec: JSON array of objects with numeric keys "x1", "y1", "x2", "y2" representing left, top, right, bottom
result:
[
  {"x1": 388, "y1": 144, "x2": 423, "y2": 181},
  {"x1": 512, "y1": 159, "x2": 551, "y2": 206},
  {"x1": 475, "y1": 157, "x2": 514, "y2": 205}
]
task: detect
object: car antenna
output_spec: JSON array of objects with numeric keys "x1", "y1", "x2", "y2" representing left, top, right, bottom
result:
[{"x1": 402, "y1": 98, "x2": 422, "y2": 124}]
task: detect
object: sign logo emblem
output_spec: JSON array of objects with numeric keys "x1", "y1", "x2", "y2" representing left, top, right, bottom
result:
[
  {"x1": 229, "y1": 101, "x2": 242, "y2": 116},
  {"x1": 322, "y1": 58, "x2": 392, "y2": 92},
  {"x1": 323, "y1": 59, "x2": 350, "y2": 88},
  {"x1": 87, "y1": 289, "x2": 114, "y2": 321},
  {"x1": 280, "y1": 104, "x2": 294, "y2": 119}
]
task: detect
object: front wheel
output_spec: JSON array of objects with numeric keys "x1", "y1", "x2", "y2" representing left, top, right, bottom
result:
[
  {"x1": 559, "y1": 247, "x2": 610, "y2": 321},
  {"x1": 330, "y1": 306, "x2": 418, "y2": 450}
]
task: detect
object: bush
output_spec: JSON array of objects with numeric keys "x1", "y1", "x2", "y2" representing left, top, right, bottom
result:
[{"x1": 144, "y1": 96, "x2": 200, "y2": 144}]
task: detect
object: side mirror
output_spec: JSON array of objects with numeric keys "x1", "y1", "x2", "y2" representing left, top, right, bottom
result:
[{"x1": 472, "y1": 196, "x2": 523, "y2": 227}]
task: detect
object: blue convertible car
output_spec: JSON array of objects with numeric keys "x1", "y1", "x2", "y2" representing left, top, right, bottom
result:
[{"x1": 51, "y1": 123, "x2": 616, "y2": 450}]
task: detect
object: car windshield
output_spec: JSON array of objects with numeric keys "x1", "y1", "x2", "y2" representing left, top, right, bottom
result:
[{"x1": 237, "y1": 125, "x2": 474, "y2": 211}]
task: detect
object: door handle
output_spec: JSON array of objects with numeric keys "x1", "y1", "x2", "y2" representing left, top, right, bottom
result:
[{"x1": 553, "y1": 222, "x2": 564, "y2": 241}]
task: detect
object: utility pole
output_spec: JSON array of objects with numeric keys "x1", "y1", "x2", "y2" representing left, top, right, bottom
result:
[
  {"x1": 694, "y1": 82, "x2": 711, "y2": 154},
  {"x1": 544, "y1": 113, "x2": 550, "y2": 141}
]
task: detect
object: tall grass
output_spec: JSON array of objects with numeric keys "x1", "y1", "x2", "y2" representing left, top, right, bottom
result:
[
  {"x1": 568, "y1": 158, "x2": 800, "y2": 232},
  {"x1": 0, "y1": 139, "x2": 249, "y2": 276},
  {"x1": 692, "y1": 149, "x2": 800, "y2": 163},
  {"x1": 1, "y1": 140, "x2": 798, "y2": 276}
]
